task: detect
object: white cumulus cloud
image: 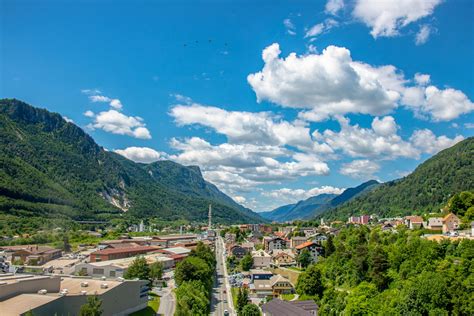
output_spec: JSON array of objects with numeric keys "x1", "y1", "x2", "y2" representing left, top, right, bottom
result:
[
  {"x1": 340, "y1": 159, "x2": 380, "y2": 179},
  {"x1": 353, "y1": 0, "x2": 442, "y2": 38},
  {"x1": 263, "y1": 186, "x2": 344, "y2": 204},
  {"x1": 325, "y1": 0, "x2": 344, "y2": 15},
  {"x1": 115, "y1": 147, "x2": 164, "y2": 163},
  {"x1": 409, "y1": 129, "x2": 464, "y2": 154},
  {"x1": 248, "y1": 43, "x2": 474, "y2": 122},
  {"x1": 86, "y1": 109, "x2": 151, "y2": 139},
  {"x1": 415, "y1": 25, "x2": 432, "y2": 45}
]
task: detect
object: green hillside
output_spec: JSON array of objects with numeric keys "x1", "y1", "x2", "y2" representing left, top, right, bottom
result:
[
  {"x1": 320, "y1": 137, "x2": 474, "y2": 220},
  {"x1": 0, "y1": 99, "x2": 265, "y2": 224}
]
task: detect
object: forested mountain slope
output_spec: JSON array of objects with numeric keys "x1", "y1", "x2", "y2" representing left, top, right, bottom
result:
[
  {"x1": 319, "y1": 137, "x2": 474, "y2": 220},
  {"x1": 0, "y1": 99, "x2": 265, "y2": 224}
]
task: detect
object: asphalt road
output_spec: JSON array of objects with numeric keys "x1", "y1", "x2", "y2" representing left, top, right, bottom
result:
[
  {"x1": 211, "y1": 236, "x2": 235, "y2": 316},
  {"x1": 157, "y1": 272, "x2": 176, "y2": 316}
]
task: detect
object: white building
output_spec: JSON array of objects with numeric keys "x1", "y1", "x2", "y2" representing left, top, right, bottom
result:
[
  {"x1": 251, "y1": 250, "x2": 272, "y2": 268},
  {"x1": 75, "y1": 254, "x2": 174, "y2": 278}
]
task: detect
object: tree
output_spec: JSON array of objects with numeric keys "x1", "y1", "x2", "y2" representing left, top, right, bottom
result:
[
  {"x1": 149, "y1": 261, "x2": 163, "y2": 284},
  {"x1": 190, "y1": 241, "x2": 216, "y2": 268},
  {"x1": 296, "y1": 264, "x2": 325, "y2": 298},
  {"x1": 123, "y1": 256, "x2": 150, "y2": 283},
  {"x1": 241, "y1": 303, "x2": 261, "y2": 316},
  {"x1": 368, "y1": 245, "x2": 389, "y2": 290},
  {"x1": 237, "y1": 287, "x2": 249, "y2": 314},
  {"x1": 175, "y1": 256, "x2": 213, "y2": 291},
  {"x1": 175, "y1": 280, "x2": 209, "y2": 316},
  {"x1": 324, "y1": 235, "x2": 335, "y2": 257},
  {"x1": 297, "y1": 249, "x2": 312, "y2": 268},
  {"x1": 240, "y1": 253, "x2": 253, "y2": 271},
  {"x1": 79, "y1": 295, "x2": 102, "y2": 316}
]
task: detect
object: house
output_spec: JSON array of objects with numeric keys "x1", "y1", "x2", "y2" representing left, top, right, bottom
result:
[
  {"x1": 290, "y1": 237, "x2": 307, "y2": 249},
  {"x1": 310, "y1": 234, "x2": 327, "y2": 245},
  {"x1": 89, "y1": 246, "x2": 159, "y2": 262},
  {"x1": 4, "y1": 245, "x2": 62, "y2": 265},
  {"x1": 360, "y1": 215, "x2": 370, "y2": 225},
  {"x1": 225, "y1": 233, "x2": 237, "y2": 244},
  {"x1": 427, "y1": 217, "x2": 443, "y2": 230},
  {"x1": 442, "y1": 213, "x2": 461, "y2": 233},
  {"x1": 471, "y1": 222, "x2": 474, "y2": 237},
  {"x1": 301, "y1": 228, "x2": 317, "y2": 237},
  {"x1": 229, "y1": 245, "x2": 247, "y2": 258},
  {"x1": 251, "y1": 275, "x2": 294, "y2": 298},
  {"x1": 263, "y1": 237, "x2": 287, "y2": 252},
  {"x1": 251, "y1": 250, "x2": 272, "y2": 268},
  {"x1": 295, "y1": 241, "x2": 322, "y2": 263},
  {"x1": 260, "y1": 225, "x2": 273, "y2": 234},
  {"x1": 262, "y1": 298, "x2": 318, "y2": 316},
  {"x1": 381, "y1": 223, "x2": 395, "y2": 232},
  {"x1": 272, "y1": 250, "x2": 295, "y2": 266},
  {"x1": 241, "y1": 242, "x2": 255, "y2": 253},
  {"x1": 404, "y1": 216, "x2": 424, "y2": 229}
]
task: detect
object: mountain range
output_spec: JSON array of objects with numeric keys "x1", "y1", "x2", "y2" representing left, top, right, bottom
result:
[
  {"x1": 260, "y1": 180, "x2": 380, "y2": 222},
  {"x1": 0, "y1": 99, "x2": 265, "y2": 224},
  {"x1": 319, "y1": 137, "x2": 474, "y2": 220}
]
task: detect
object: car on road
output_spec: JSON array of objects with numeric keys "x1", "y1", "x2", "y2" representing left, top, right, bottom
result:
[{"x1": 224, "y1": 310, "x2": 229, "y2": 316}]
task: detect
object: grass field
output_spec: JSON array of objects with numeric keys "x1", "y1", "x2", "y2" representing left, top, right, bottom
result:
[
  {"x1": 130, "y1": 293, "x2": 160, "y2": 316},
  {"x1": 281, "y1": 293, "x2": 295, "y2": 301}
]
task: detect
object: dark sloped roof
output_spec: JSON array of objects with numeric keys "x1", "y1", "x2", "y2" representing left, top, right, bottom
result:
[{"x1": 261, "y1": 298, "x2": 313, "y2": 316}]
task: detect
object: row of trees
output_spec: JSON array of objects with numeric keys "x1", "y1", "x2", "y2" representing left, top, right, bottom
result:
[
  {"x1": 174, "y1": 242, "x2": 216, "y2": 315},
  {"x1": 295, "y1": 225, "x2": 474, "y2": 315}
]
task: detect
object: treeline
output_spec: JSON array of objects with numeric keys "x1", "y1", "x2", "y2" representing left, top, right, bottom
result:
[
  {"x1": 174, "y1": 242, "x2": 216, "y2": 315},
  {"x1": 295, "y1": 226, "x2": 474, "y2": 315}
]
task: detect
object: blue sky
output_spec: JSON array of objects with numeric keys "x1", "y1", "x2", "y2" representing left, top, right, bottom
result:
[{"x1": 1, "y1": 0, "x2": 473, "y2": 211}]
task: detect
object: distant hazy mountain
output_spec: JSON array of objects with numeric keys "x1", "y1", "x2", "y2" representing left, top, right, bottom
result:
[
  {"x1": 261, "y1": 193, "x2": 337, "y2": 222},
  {"x1": 312, "y1": 180, "x2": 380, "y2": 217},
  {"x1": 0, "y1": 99, "x2": 265, "y2": 224},
  {"x1": 261, "y1": 180, "x2": 380, "y2": 222},
  {"x1": 319, "y1": 137, "x2": 474, "y2": 220}
]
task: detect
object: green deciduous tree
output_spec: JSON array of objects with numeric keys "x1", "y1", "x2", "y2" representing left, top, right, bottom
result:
[
  {"x1": 241, "y1": 303, "x2": 261, "y2": 316},
  {"x1": 79, "y1": 295, "x2": 102, "y2": 316},
  {"x1": 175, "y1": 256, "x2": 213, "y2": 291},
  {"x1": 240, "y1": 253, "x2": 253, "y2": 271},
  {"x1": 149, "y1": 261, "x2": 163, "y2": 284},
  {"x1": 175, "y1": 280, "x2": 209, "y2": 316},
  {"x1": 123, "y1": 256, "x2": 150, "y2": 283},
  {"x1": 297, "y1": 249, "x2": 312, "y2": 268},
  {"x1": 296, "y1": 264, "x2": 324, "y2": 298}
]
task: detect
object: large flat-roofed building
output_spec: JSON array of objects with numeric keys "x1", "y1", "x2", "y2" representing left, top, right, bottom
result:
[
  {"x1": 1, "y1": 245, "x2": 62, "y2": 265},
  {"x1": 0, "y1": 274, "x2": 148, "y2": 316},
  {"x1": 75, "y1": 253, "x2": 174, "y2": 278},
  {"x1": 89, "y1": 245, "x2": 160, "y2": 262},
  {"x1": 151, "y1": 234, "x2": 198, "y2": 248}
]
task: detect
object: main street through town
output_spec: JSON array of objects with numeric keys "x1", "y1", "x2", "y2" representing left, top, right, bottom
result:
[{"x1": 211, "y1": 235, "x2": 235, "y2": 316}]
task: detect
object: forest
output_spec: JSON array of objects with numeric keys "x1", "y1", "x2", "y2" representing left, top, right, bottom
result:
[{"x1": 296, "y1": 226, "x2": 474, "y2": 315}]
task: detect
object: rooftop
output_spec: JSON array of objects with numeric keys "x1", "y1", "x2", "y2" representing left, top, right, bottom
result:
[
  {"x1": 262, "y1": 298, "x2": 314, "y2": 316},
  {"x1": 90, "y1": 245, "x2": 159, "y2": 256},
  {"x1": 295, "y1": 241, "x2": 316, "y2": 250},
  {"x1": 0, "y1": 293, "x2": 59, "y2": 316},
  {"x1": 83, "y1": 253, "x2": 174, "y2": 268}
]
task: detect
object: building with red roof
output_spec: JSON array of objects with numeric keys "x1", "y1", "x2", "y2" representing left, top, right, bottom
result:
[{"x1": 89, "y1": 246, "x2": 160, "y2": 262}]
